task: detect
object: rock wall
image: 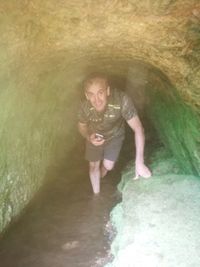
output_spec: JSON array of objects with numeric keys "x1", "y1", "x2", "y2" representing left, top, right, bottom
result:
[
  {"x1": 106, "y1": 149, "x2": 200, "y2": 267},
  {"x1": 0, "y1": 0, "x2": 199, "y2": 233}
]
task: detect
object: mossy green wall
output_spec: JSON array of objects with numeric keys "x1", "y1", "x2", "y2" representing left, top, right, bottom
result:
[
  {"x1": 148, "y1": 89, "x2": 200, "y2": 176},
  {"x1": 125, "y1": 63, "x2": 200, "y2": 176}
]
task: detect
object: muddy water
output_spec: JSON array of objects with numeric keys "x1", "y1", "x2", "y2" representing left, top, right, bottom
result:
[{"x1": 0, "y1": 155, "x2": 122, "y2": 267}]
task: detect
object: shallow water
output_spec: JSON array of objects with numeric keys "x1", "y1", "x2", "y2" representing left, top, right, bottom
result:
[{"x1": 0, "y1": 158, "x2": 122, "y2": 267}]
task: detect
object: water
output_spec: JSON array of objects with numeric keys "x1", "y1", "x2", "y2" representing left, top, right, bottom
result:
[{"x1": 0, "y1": 157, "x2": 122, "y2": 267}]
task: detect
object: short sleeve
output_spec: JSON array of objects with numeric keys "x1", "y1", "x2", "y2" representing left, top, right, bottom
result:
[
  {"x1": 121, "y1": 93, "x2": 137, "y2": 121},
  {"x1": 77, "y1": 101, "x2": 88, "y2": 124}
]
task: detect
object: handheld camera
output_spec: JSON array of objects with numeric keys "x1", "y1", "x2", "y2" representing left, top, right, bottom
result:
[{"x1": 95, "y1": 133, "x2": 104, "y2": 140}]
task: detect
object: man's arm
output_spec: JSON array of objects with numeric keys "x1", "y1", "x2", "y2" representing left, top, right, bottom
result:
[
  {"x1": 78, "y1": 122, "x2": 105, "y2": 146},
  {"x1": 127, "y1": 115, "x2": 152, "y2": 179},
  {"x1": 78, "y1": 122, "x2": 90, "y2": 140}
]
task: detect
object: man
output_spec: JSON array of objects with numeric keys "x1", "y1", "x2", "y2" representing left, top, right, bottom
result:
[{"x1": 78, "y1": 73, "x2": 151, "y2": 194}]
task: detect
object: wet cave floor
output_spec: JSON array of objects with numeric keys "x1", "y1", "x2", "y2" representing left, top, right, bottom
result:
[{"x1": 0, "y1": 154, "x2": 123, "y2": 267}]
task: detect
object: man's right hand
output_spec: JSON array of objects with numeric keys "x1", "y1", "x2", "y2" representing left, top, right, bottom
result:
[{"x1": 89, "y1": 133, "x2": 105, "y2": 146}]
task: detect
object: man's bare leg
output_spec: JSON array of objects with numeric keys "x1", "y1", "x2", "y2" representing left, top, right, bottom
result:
[
  {"x1": 101, "y1": 159, "x2": 115, "y2": 178},
  {"x1": 89, "y1": 161, "x2": 101, "y2": 194},
  {"x1": 101, "y1": 164, "x2": 108, "y2": 178}
]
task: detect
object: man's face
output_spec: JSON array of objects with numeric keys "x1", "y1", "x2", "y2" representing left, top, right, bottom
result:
[{"x1": 85, "y1": 79, "x2": 110, "y2": 112}]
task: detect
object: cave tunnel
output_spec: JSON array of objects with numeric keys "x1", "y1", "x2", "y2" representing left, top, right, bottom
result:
[{"x1": 0, "y1": 1, "x2": 200, "y2": 267}]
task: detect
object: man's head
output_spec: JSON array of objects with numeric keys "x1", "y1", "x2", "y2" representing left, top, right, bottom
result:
[{"x1": 84, "y1": 73, "x2": 110, "y2": 112}]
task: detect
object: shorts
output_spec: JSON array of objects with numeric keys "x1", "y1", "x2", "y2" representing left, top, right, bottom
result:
[{"x1": 85, "y1": 135, "x2": 125, "y2": 162}]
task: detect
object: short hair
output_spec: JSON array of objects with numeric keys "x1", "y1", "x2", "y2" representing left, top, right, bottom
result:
[{"x1": 83, "y1": 72, "x2": 109, "y2": 91}]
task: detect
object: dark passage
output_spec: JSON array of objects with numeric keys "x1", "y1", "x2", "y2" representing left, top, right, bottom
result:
[{"x1": 0, "y1": 149, "x2": 123, "y2": 267}]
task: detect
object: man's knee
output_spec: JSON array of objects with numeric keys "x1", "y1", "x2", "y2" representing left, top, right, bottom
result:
[
  {"x1": 103, "y1": 159, "x2": 115, "y2": 171},
  {"x1": 89, "y1": 161, "x2": 100, "y2": 172}
]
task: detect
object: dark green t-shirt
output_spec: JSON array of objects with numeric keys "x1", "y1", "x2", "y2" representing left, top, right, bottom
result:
[{"x1": 78, "y1": 88, "x2": 137, "y2": 140}]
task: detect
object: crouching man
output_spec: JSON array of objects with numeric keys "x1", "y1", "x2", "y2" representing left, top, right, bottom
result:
[{"x1": 78, "y1": 73, "x2": 151, "y2": 194}]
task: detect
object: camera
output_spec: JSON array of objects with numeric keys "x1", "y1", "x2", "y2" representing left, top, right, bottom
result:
[{"x1": 95, "y1": 133, "x2": 104, "y2": 140}]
